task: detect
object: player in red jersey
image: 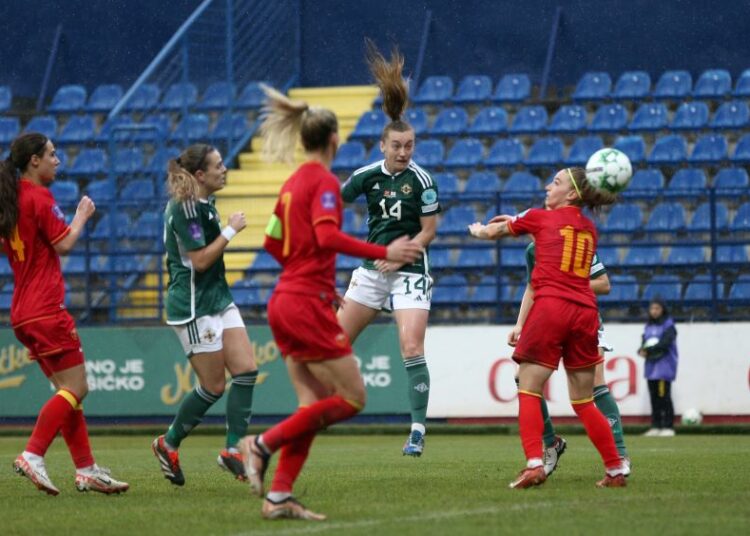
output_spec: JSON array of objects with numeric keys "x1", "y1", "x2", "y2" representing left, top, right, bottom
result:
[
  {"x1": 0, "y1": 133, "x2": 128, "y2": 495},
  {"x1": 468, "y1": 167, "x2": 627, "y2": 489},
  {"x1": 238, "y1": 87, "x2": 422, "y2": 521}
]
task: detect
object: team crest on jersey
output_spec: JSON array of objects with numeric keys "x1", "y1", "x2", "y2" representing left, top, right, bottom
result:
[
  {"x1": 421, "y1": 188, "x2": 437, "y2": 204},
  {"x1": 188, "y1": 222, "x2": 202, "y2": 240},
  {"x1": 52, "y1": 205, "x2": 65, "y2": 221},
  {"x1": 202, "y1": 328, "x2": 217, "y2": 343},
  {"x1": 321, "y1": 191, "x2": 337, "y2": 210},
  {"x1": 400, "y1": 183, "x2": 413, "y2": 196}
]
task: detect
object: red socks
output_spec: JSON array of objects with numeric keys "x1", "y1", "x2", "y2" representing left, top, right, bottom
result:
[
  {"x1": 61, "y1": 407, "x2": 95, "y2": 469},
  {"x1": 572, "y1": 399, "x2": 622, "y2": 471},
  {"x1": 270, "y1": 432, "x2": 316, "y2": 493},
  {"x1": 517, "y1": 391, "x2": 545, "y2": 462},
  {"x1": 26, "y1": 389, "x2": 79, "y2": 457}
]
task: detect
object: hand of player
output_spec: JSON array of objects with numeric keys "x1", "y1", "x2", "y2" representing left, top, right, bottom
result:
[
  {"x1": 385, "y1": 236, "x2": 422, "y2": 264},
  {"x1": 75, "y1": 196, "x2": 96, "y2": 221},
  {"x1": 228, "y1": 212, "x2": 247, "y2": 232},
  {"x1": 374, "y1": 259, "x2": 405, "y2": 273},
  {"x1": 468, "y1": 222, "x2": 489, "y2": 239},
  {"x1": 507, "y1": 325, "x2": 522, "y2": 347},
  {"x1": 488, "y1": 214, "x2": 513, "y2": 224}
]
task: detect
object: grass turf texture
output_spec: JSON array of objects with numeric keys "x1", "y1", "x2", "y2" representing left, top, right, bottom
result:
[{"x1": 2, "y1": 434, "x2": 749, "y2": 535}]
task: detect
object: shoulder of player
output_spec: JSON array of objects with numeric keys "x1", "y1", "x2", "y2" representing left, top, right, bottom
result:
[
  {"x1": 169, "y1": 198, "x2": 200, "y2": 220},
  {"x1": 406, "y1": 161, "x2": 434, "y2": 190}
]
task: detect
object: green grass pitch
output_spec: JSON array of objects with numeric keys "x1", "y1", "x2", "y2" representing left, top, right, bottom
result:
[{"x1": 2, "y1": 434, "x2": 749, "y2": 535}]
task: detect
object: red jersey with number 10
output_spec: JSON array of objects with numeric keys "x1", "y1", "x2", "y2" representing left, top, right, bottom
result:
[
  {"x1": 507, "y1": 206, "x2": 597, "y2": 309},
  {"x1": 0, "y1": 179, "x2": 70, "y2": 326}
]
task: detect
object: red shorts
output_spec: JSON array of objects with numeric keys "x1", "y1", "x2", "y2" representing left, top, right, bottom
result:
[
  {"x1": 13, "y1": 310, "x2": 85, "y2": 376},
  {"x1": 268, "y1": 291, "x2": 352, "y2": 360},
  {"x1": 513, "y1": 296, "x2": 602, "y2": 370}
]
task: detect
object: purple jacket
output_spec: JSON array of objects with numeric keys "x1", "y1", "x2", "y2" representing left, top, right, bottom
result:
[{"x1": 641, "y1": 317, "x2": 678, "y2": 381}]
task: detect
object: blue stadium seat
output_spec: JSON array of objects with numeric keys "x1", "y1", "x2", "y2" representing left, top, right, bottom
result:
[
  {"x1": 232, "y1": 284, "x2": 265, "y2": 307},
  {"x1": 123, "y1": 83, "x2": 160, "y2": 111},
  {"x1": 600, "y1": 274, "x2": 638, "y2": 302},
  {"x1": 713, "y1": 167, "x2": 749, "y2": 189},
  {"x1": 509, "y1": 105, "x2": 547, "y2": 134},
  {"x1": 565, "y1": 136, "x2": 604, "y2": 166},
  {"x1": 147, "y1": 146, "x2": 180, "y2": 174},
  {"x1": 589, "y1": 104, "x2": 628, "y2": 132},
  {"x1": 499, "y1": 246, "x2": 527, "y2": 267},
  {"x1": 729, "y1": 282, "x2": 750, "y2": 300},
  {"x1": 62, "y1": 255, "x2": 87, "y2": 275},
  {"x1": 428, "y1": 248, "x2": 452, "y2": 270},
  {"x1": 24, "y1": 115, "x2": 58, "y2": 138},
  {"x1": 211, "y1": 113, "x2": 251, "y2": 141},
  {"x1": 429, "y1": 107, "x2": 468, "y2": 136},
  {"x1": 613, "y1": 135, "x2": 646, "y2": 163},
  {"x1": 49, "y1": 181, "x2": 79, "y2": 205},
  {"x1": 112, "y1": 147, "x2": 144, "y2": 174},
  {"x1": 336, "y1": 254, "x2": 360, "y2": 271},
  {"x1": 0, "y1": 284, "x2": 12, "y2": 310},
  {"x1": 412, "y1": 139, "x2": 444, "y2": 167},
  {"x1": 453, "y1": 75, "x2": 492, "y2": 104},
  {"x1": 0, "y1": 86, "x2": 11, "y2": 113},
  {"x1": 131, "y1": 211, "x2": 162, "y2": 239},
  {"x1": 684, "y1": 275, "x2": 723, "y2": 301},
  {"x1": 332, "y1": 141, "x2": 366, "y2": 171},
  {"x1": 443, "y1": 138, "x2": 483, "y2": 168},
  {"x1": 647, "y1": 134, "x2": 687, "y2": 164},
  {"x1": 467, "y1": 107, "x2": 507, "y2": 135},
  {"x1": 404, "y1": 108, "x2": 429, "y2": 136},
  {"x1": 95, "y1": 115, "x2": 135, "y2": 142},
  {"x1": 160, "y1": 82, "x2": 198, "y2": 110},
  {"x1": 120, "y1": 178, "x2": 154, "y2": 201},
  {"x1": 642, "y1": 275, "x2": 681, "y2": 301},
  {"x1": 170, "y1": 113, "x2": 210, "y2": 141},
  {"x1": 196, "y1": 82, "x2": 235, "y2": 110},
  {"x1": 710, "y1": 101, "x2": 750, "y2": 129},
  {"x1": 365, "y1": 144, "x2": 383, "y2": 164},
  {"x1": 718, "y1": 245, "x2": 748, "y2": 264},
  {"x1": 645, "y1": 202, "x2": 686, "y2": 231},
  {"x1": 439, "y1": 206, "x2": 477, "y2": 233},
  {"x1": 668, "y1": 169, "x2": 706, "y2": 192},
  {"x1": 69, "y1": 149, "x2": 107, "y2": 176},
  {"x1": 433, "y1": 274, "x2": 469, "y2": 304},
  {"x1": 572, "y1": 72, "x2": 612, "y2": 101},
  {"x1": 732, "y1": 133, "x2": 750, "y2": 163},
  {"x1": 733, "y1": 68, "x2": 750, "y2": 97},
  {"x1": 667, "y1": 246, "x2": 706, "y2": 264},
  {"x1": 622, "y1": 245, "x2": 662, "y2": 266},
  {"x1": 56, "y1": 151, "x2": 68, "y2": 173},
  {"x1": 341, "y1": 208, "x2": 358, "y2": 234},
  {"x1": 504, "y1": 171, "x2": 540, "y2": 193},
  {"x1": 236, "y1": 81, "x2": 268, "y2": 109},
  {"x1": 484, "y1": 138, "x2": 524, "y2": 167},
  {"x1": 626, "y1": 169, "x2": 665, "y2": 193},
  {"x1": 86, "y1": 84, "x2": 123, "y2": 113},
  {"x1": 351, "y1": 110, "x2": 386, "y2": 139},
  {"x1": 612, "y1": 71, "x2": 651, "y2": 100},
  {"x1": 629, "y1": 103, "x2": 669, "y2": 131},
  {"x1": 597, "y1": 246, "x2": 619, "y2": 267},
  {"x1": 58, "y1": 115, "x2": 96, "y2": 144},
  {"x1": 433, "y1": 173, "x2": 460, "y2": 195},
  {"x1": 86, "y1": 179, "x2": 115, "y2": 202},
  {"x1": 472, "y1": 275, "x2": 502, "y2": 304},
  {"x1": 653, "y1": 70, "x2": 692, "y2": 100},
  {"x1": 602, "y1": 203, "x2": 642, "y2": 232},
  {"x1": 91, "y1": 212, "x2": 132, "y2": 239},
  {"x1": 136, "y1": 113, "x2": 172, "y2": 141},
  {"x1": 730, "y1": 202, "x2": 750, "y2": 231},
  {"x1": 689, "y1": 134, "x2": 727, "y2": 163},
  {"x1": 693, "y1": 69, "x2": 732, "y2": 99},
  {"x1": 412, "y1": 76, "x2": 453, "y2": 104},
  {"x1": 525, "y1": 137, "x2": 564, "y2": 166},
  {"x1": 0, "y1": 117, "x2": 19, "y2": 144},
  {"x1": 688, "y1": 202, "x2": 728, "y2": 231},
  {"x1": 493, "y1": 74, "x2": 531, "y2": 103},
  {"x1": 48, "y1": 85, "x2": 87, "y2": 113},
  {"x1": 464, "y1": 171, "x2": 501, "y2": 194},
  {"x1": 248, "y1": 251, "x2": 280, "y2": 272},
  {"x1": 547, "y1": 105, "x2": 587, "y2": 133},
  {"x1": 456, "y1": 247, "x2": 495, "y2": 268},
  {"x1": 670, "y1": 101, "x2": 709, "y2": 130}
]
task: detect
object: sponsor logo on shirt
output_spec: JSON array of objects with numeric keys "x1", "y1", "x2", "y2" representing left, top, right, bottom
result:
[
  {"x1": 52, "y1": 205, "x2": 65, "y2": 221},
  {"x1": 372, "y1": 183, "x2": 380, "y2": 190},
  {"x1": 383, "y1": 189, "x2": 397, "y2": 199},
  {"x1": 421, "y1": 188, "x2": 437, "y2": 205},
  {"x1": 321, "y1": 191, "x2": 337, "y2": 210},
  {"x1": 188, "y1": 222, "x2": 202, "y2": 240}
]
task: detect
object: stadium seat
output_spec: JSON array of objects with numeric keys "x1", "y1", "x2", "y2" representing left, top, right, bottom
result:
[
  {"x1": 232, "y1": 284, "x2": 265, "y2": 307},
  {"x1": 112, "y1": 147, "x2": 144, "y2": 174},
  {"x1": 120, "y1": 178, "x2": 154, "y2": 200},
  {"x1": 718, "y1": 245, "x2": 748, "y2": 264},
  {"x1": 572, "y1": 72, "x2": 612, "y2": 101},
  {"x1": 667, "y1": 246, "x2": 706, "y2": 264},
  {"x1": 613, "y1": 135, "x2": 646, "y2": 163},
  {"x1": 509, "y1": 105, "x2": 547, "y2": 134},
  {"x1": 341, "y1": 209, "x2": 358, "y2": 234},
  {"x1": 730, "y1": 202, "x2": 750, "y2": 231},
  {"x1": 131, "y1": 211, "x2": 162, "y2": 239},
  {"x1": 49, "y1": 181, "x2": 79, "y2": 205},
  {"x1": 236, "y1": 81, "x2": 268, "y2": 109},
  {"x1": 412, "y1": 139, "x2": 444, "y2": 167},
  {"x1": 589, "y1": 104, "x2": 628, "y2": 132},
  {"x1": 653, "y1": 70, "x2": 692, "y2": 100},
  {"x1": 467, "y1": 107, "x2": 507, "y2": 135},
  {"x1": 622, "y1": 246, "x2": 662, "y2": 266},
  {"x1": 547, "y1": 105, "x2": 587, "y2": 133},
  {"x1": 713, "y1": 167, "x2": 749, "y2": 189},
  {"x1": 68, "y1": 148, "x2": 107, "y2": 176},
  {"x1": 693, "y1": 69, "x2": 732, "y2": 99},
  {"x1": 365, "y1": 144, "x2": 383, "y2": 164},
  {"x1": 493, "y1": 74, "x2": 531, "y2": 103},
  {"x1": 642, "y1": 275, "x2": 682, "y2": 301},
  {"x1": 600, "y1": 274, "x2": 638, "y2": 302},
  {"x1": 731, "y1": 133, "x2": 750, "y2": 163},
  {"x1": 484, "y1": 138, "x2": 524, "y2": 167},
  {"x1": 645, "y1": 202, "x2": 686, "y2": 231},
  {"x1": 196, "y1": 81, "x2": 235, "y2": 110},
  {"x1": 95, "y1": 115, "x2": 135, "y2": 142},
  {"x1": 136, "y1": 113, "x2": 172, "y2": 141},
  {"x1": 439, "y1": 206, "x2": 478, "y2": 233},
  {"x1": 351, "y1": 110, "x2": 386, "y2": 139},
  {"x1": 147, "y1": 146, "x2": 180, "y2": 174},
  {"x1": 647, "y1": 134, "x2": 687, "y2": 165},
  {"x1": 248, "y1": 251, "x2": 280, "y2": 272},
  {"x1": 597, "y1": 246, "x2": 620, "y2": 267},
  {"x1": 612, "y1": 71, "x2": 651, "y2": 100},
  {"x1": 48, "y1": 85, "x2": 87, "y2": 113},
  {"x1": 62, "y1": 255, "x2": 87, "y2": 275},
  {"x1": 56, "y1": 151, "x2": 68, "y2": 173},
  {"x1": 670, "y1": 102, "x2": 709, "y2": 130},
  {"x1": 524, "y1": 137, "x2": 564, "y2": 166},
  {"x1": 336, "y1": 254, "x2": 360, "y2": 271},
  {"x1": 58, "y1": 115, "x2": 96, "y2": 144},
  {"x1": 729, "y1": 281, "x2": 750, "y2": 300},
  {"x1": 504, "y1": 171, "x2": 540, "y2": 193},
  {"x1": 453, "y1": 75, "x2": 492, "y2": 104},
  {"x1": 626, "y1": 169, "x2": 665, "y2": 193},
  {"x1": 86, "y1": 179, "x2": 115, "y2": 203},
  {"x1": 565, "y1": 136, "x2": 604, "y2": 166},
  {"x1": 332, "y1": 141, "x2": 366, "y2": 171},
  {"x1": 464, "y1": 171, "x2": 501, "y2": 194},
  {"x1": 688, "y1": 201, "x2": 728, "y2": 231},
  {"x1": 23, "y1": 115, "x2": 58, "y2": 138},
  {"x1": 433, "y1": 274, "x2": 469, "y2": 304},
  {"x1": 429, "y1": 107, "x2": 468, "y2": 136},
  {"x1": 211, "y1": 113, "x2": 251, "y2": 141},
  {"x1": 427, "y1": 248, "x2": 452, "y2": 269},
  {"x1": 444, "y1": 138, "x2": 484, "y2": 168},
  {"x1": 404, "y1": 108, "x2": 429, "y2": 136},
  {"x1": 0, "y1": 85, "x2": 11, "y2": 113},
  {"x1": 123, "y1": 83, "x2": 160, "y2": 111},
  {"x1": 684, "y1": 275, "x2": 723, "y2": 301},
  {"x1": 0, "y1": 117, "x2": 20, "y2": 144},
  {"x1": 689, "y1": 134, "x2": 727, "y2": 163},
  {"x1": 733, "y1": 68, "x2": 750, "y2": 97},
  {"x1": 433, "y1": 172, "x2": 460, "y2": 195},
  {"x1": 91, "y1": 212, "x2": 132, "y2": 239},
  {"x1": 710, "y1": 101, "x2": 750, "y2": 129},
  {"x1": 667, "y1": 168, "x2": 706, "y2": 192},
  {"x1": 160, "y1": 82, "x2": 198, "y2": 111},
  {"x1": 412, "y1": 76, "x2": 454, "y2": 104},
  {"x1": 170, "y1": 113, "x2": 210, "y2": 141},
  {"x1": 472, "y1": 275, "x2": 502, "y2": 304},
  {"x1": 499, "y1": 246, "x2": 527, "y2": 267},
  {"x1": 456, "y1": 247, "x2": 495, "y2": 268},
  {"x1": 0, "y1": 284, "x2": 12, "y2": 310},
  {"x1": 629, "y1": 103, "x2": 669, "y2": 131},
  {"x1": 86, "y1": 84, "x2": 123, "y2": 113},
  {"x1": 602, "y1": 203, "x2": 643, "y2": 232}
]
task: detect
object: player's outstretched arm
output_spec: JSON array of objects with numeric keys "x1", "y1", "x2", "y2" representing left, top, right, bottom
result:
[{"x1": 468, "y1": 220, "x2": 510, "y2": 240}]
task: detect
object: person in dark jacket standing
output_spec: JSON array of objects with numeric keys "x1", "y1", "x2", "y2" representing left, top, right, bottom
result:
[{"x1": 638, "y1": 299, "x2": 678, "y2": 437}]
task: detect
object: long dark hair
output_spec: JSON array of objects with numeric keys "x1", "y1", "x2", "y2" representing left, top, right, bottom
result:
[
  {"x1": 0, "y1": 133, "x2": 49, "y2": 238},
  {"x1": 365, "y1": 39, "x2": 413, "y2": 141}
]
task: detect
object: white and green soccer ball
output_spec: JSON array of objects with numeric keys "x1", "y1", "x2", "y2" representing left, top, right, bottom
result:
[
  {"x1": 681, "y1": 408, "x2": 703, "y2": 426},
  {"x1": 585, "y1": 148, "x2": 633, "y2": 193}
]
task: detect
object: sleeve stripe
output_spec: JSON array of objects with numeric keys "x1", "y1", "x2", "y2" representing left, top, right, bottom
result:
[
  {"x1": 421, "y1": 203, "x2": 439, "y2": 213},
  {"x1": 50, "y1": 226, "x2": 71, "y2": 245},
  {"x1": 506, "y1": 220, "x2": 519, "y2": 236},
  {"x1": 409, "y1": 162, "x2": 432, "y2": 189},
  {"x1": 352, "y1": 160, "x2": 382, "y2": 176},
  {"x1": 312, "y1": 215, "x2": 339, "y2": 226}
]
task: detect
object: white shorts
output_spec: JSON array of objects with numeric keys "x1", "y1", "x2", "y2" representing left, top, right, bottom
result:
[
  {"x1": 173, "y1": 303, "x2": 245, "y2": 356},
  {"x1": 598, "y1": 323, "x2": 613, "y2": 352},
  {"x1": 344, "y1": 267, "x2": 432, "y2": 311}
]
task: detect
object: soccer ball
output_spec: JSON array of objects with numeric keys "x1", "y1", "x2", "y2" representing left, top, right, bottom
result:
[
  {"x1": 681, "y1": 408, "x2": 703, "y2": 426},
  {"x1": 585, "y1": 148, "x2": 633, "y2": 193}
]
